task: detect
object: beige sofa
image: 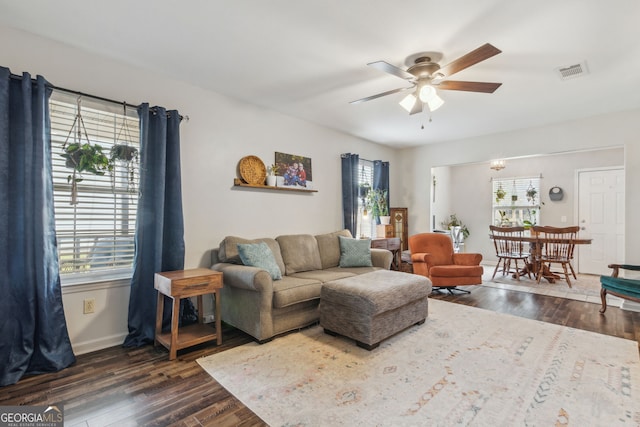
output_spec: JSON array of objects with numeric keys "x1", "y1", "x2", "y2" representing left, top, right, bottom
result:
[{"x1": 210, "y1": 230, "x2": 393, "y2": 343}]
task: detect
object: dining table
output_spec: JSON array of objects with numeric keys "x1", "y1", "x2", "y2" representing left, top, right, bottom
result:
[{"x1": 489, "y1": 233, "x2": 592, "y2": 283}]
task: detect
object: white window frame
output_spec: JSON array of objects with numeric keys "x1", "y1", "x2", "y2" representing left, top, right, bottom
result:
[
  {"x1": 492, "y1": 175, "x2": 541, "y2": 227},
  {"x1": 50, "y1": 91, "x2": 140, "y2": 286}
]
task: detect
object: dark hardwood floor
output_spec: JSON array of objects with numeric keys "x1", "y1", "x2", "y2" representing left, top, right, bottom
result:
[{"x1": 2, "y1": 286, "x2": 639, "y2": 426}]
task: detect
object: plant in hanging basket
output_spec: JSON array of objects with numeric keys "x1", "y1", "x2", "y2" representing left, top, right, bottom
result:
[
  {"x1": 526, "y1": 184, "x2": 537, "y2": 204},
  {"x1": 62, "y1": 142, "x2": 112, "y2": 183},
  {"x1": 110, "y1": 144, "x2": 139, "y2": 163},
  {"x1": 359, "y1": 182, "x2": 371, "y2": 199},
  {"x1": 366, "y1": 188, "x2": 388, "y2": 218},
  {"x1": 495, "y1": 184, "x2": 506, "y2": 203}
]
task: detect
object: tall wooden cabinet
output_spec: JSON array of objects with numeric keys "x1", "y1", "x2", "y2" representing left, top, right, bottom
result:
[{"x1": 390, "y1": 207, "x2": 408, "y2": 251}]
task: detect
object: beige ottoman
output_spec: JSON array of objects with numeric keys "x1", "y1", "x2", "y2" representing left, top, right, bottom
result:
[{"x1": 319, "y1": 270, "x2": 432, "y2": 350}]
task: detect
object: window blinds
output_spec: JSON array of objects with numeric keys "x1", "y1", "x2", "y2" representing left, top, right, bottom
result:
[{"x1": 50, "y1": 91, "x2": 140, "y2": 282}]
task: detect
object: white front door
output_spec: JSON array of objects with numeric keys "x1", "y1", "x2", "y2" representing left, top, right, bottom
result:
[{"x1": 577, "y1": 168, "x2": 625, "y2": 275}]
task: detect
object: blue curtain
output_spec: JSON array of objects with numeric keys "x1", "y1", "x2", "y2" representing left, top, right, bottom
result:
[
  {"x1": 0, "y1": 67, "x2": 75, "y2": 386},
  {"x1": 341, "y1": 153, "x2": 360, "y2": 236},
  {"x1": 123, "y1": 104, "x2": 191, "y2": 347},
  {"x1": 373, "y1": 160, "x2": 390, "y2": 224}
]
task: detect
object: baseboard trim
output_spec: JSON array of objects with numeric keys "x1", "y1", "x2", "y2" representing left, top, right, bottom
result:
[{"x1": 72, "y1": 333, "x2": 128, "y2": 355}]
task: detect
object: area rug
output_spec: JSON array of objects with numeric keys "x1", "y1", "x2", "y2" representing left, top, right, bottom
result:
[{"x1": 198, "y1": 299, "x2": 640, "y2": 426}]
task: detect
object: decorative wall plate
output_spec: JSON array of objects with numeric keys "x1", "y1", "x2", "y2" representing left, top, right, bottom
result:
[
  {"x1": 549, "y1": 186, "x2": 564, "y2": 201},
  {"x1": 238, "y1": 155, "x2": 267, "y2": 185}
]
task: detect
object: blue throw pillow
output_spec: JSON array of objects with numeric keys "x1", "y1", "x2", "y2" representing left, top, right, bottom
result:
[
  {"x1": 338, "y1": 236, "x2": 373, "y2": 268},
  {"x1": 237, "y1": 242, "x2": 283, "y2": 280}
]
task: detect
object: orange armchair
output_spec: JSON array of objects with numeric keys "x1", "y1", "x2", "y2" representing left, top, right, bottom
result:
[{"x1": 408, "y1": 233, "x2": 483, "y2": 294}]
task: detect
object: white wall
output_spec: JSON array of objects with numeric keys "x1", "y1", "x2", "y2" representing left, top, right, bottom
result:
[
  {"x1": 1, "y1": 25, "x2": 397, "y2": 353},
  {"x1": 432, "y1": 148, "x2": 623, "y2": 262},
  {"x1": 398, "y1": 112, "x2": 640, "y2": 264}
]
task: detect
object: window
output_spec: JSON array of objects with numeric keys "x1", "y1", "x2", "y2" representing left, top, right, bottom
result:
[
  {"x1": 357, "y1": 159, "x2": 374, "y2": 238},
  {"x1": 50, "y1": 91, "x2": 140, "y2": 284},
  {"x1": 492, "y1": 176, "x2": 541, "y2": 227}
]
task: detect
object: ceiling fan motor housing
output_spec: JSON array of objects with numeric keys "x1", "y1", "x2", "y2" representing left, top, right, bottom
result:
[{"x1": 407, "y1": 57, "x2": 441, "y2": 80}]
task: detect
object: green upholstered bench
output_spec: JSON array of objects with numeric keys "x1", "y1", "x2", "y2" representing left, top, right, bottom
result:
[{"x1": 599, "y1": 264, "x2": 640, "y2": 314}]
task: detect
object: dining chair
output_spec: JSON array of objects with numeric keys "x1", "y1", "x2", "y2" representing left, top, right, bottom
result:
[
  {"x1": 489, "y1": 225, "x2": 531, "y2": 280},
  {"x1": 531, "y1": 225, "x2": 579, "y2": 287}
]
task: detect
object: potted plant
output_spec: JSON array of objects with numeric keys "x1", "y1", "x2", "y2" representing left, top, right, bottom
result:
[
  {"x1": 359, "y1": 182, "x2": 371, "y2": 199},
  {"x1": 366, "y1": 188, "x2": 389, "y2": 224},
  {"x1": 526, "y1": 182, "x2": 537, "y2": 204},
  {"x1": 61, "y1": 141, "x2": 112, "y2": 204},
  {"x1": 495, "y1": 183, "x2": 506, "y2": 203},
  {"x1": 441, "y1": 214, "x2": 470, "y2": 239},
  {"x1": 110, "y1": 144, "x2": 138, "y2": 163},
  {"x1": 266, "y1": 164, "x2": 278, "y2": 187},
  {"x1": 110, "y1": 144, "x2": 139, "y2": 192}
]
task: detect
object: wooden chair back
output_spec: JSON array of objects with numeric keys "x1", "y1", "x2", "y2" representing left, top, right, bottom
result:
[
  {"x1": 489, "y1": 225, "x2": 527, "y2": 257},
  {"x1": 531, "y1": 225, "x2": 579, "y2": 260}
]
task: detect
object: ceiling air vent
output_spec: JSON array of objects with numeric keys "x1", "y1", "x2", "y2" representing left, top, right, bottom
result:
[{"x1": 555, "y1": 61, "x2": 589, "y2": 80}]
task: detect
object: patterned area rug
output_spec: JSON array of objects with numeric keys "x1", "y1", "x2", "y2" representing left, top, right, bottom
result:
[{"x1": 198, "y1": 300, "x2": 640, "y2": 426}]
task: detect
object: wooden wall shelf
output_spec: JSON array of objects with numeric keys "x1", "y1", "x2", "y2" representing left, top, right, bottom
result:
[{"x1": 233, "y1": 178, "x2": 317, "y2": 193}]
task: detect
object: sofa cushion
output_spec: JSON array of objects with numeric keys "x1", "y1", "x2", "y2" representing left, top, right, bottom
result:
[
  {"x1": 315, "y1": 229, "x2": 353, "y2": 269},
  {"x1": 276, "y1": 234, "x2": 322, "y2": 275},
  {"x1": 237, "y1": 242, "x2": 282, "y2": 280},
  {"x1": 272, "y1": 276, "x2": 323, "y2": 308},
  {"x1": 288, "y1": 269, "x2": 355, "y2": 283},
  {"x1": 218, "y1": 236, "x2": 285, "y2": 275},
  {"x1": 338, "y1": 236, "x2": 373, "y2": 268}
]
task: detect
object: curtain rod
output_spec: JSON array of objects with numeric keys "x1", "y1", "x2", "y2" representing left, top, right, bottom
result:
[{"x1": 9, "y1": 72, "x2": 189, "y2": 122}]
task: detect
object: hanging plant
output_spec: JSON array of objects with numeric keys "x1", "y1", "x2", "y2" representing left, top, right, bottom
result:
[
  {"x1": 60, "y1": 98, "x2": 113, "y2": 204},
  {"x1": 526, "y1": 181, "x2": 538, "y2": 204},
  {"x1": 110, "y1": 104, "x2": 140, "y2": 193},
  {"x1": 62, "y1": 142, "x2": 111, "y2": 179},
  {"x1": 359, "y1": 182, "x2": 371, "y2": 199},
  {"x1": 495, "y1": 183, "x2": 506, "y2": 203},
  {"x1": 366, "y1": 188, "x2": 388, "y2": 218},
  {"x1": 110, "y1": 144, "x2": 138, "y2": 163}
]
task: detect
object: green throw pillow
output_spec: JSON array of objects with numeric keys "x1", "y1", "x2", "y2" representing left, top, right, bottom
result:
[
  {"x1": 237, "y1": 242, "x2": 283, "y2": 280},
  {"x1": 338, "y1": 236, "x2": 372, "y2": 268}
]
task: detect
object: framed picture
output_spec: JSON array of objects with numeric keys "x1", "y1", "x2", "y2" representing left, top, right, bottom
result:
[{"x1": 274, "y1": 152, "x2": 313, "y2": 189}]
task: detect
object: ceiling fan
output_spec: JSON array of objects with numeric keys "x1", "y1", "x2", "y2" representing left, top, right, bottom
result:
[{"x1": 351, "y1": 43, "x2": 502, "y2": 115}]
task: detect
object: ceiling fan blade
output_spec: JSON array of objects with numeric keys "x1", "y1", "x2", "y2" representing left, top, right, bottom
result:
[
  {"x1": 435, "y1": 80, "x2": 502, "y2": 93},
  {"x1": 350, "y1": 86, "x2": 414, "y2": 104},
  {"x1": 368, "y1": 61, "x2": 414, "y2": 80},
  {"x1": 437, "y1": 43, "x2": 502, "y2": 78}
]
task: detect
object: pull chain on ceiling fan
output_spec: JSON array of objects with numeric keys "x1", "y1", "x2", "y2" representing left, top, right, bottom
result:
[{"x1": 351, "y1": 43, "x2": 502, "y2": 115}]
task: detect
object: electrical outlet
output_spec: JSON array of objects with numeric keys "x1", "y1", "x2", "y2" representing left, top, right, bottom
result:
[
  {"x1": 203, "y1": 314, "x2": 215, "y2": 323},
  {"x1": 83, "y1": 298, "x2": 96, "y2": 314}
]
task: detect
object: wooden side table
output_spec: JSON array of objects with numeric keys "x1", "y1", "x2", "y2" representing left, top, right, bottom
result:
[
  {"x1": 371, "y1": 237, "x2": 401, "y2": 271},
  {"x1": 154, "y1": 268, "x2": 223, "y2": 360}
]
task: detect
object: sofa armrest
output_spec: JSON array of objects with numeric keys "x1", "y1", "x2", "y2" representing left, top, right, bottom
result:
[
  {"x1": 608, "y1": 263, "x2": 640, "y2": 278},
  {"x1": 453, "y1": 253, "x2": 483, "y2": 266},
  {"x1": 211, "y1": 263, "x2": 274, "y2": 293},
  {"x1": 370, "y1": 248, "x2": 393, "y2": 269}
]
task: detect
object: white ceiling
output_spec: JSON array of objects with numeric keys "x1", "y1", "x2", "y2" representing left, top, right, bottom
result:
[{"x1": 2, "y1": 0, "x2": 640, "y2": 148}]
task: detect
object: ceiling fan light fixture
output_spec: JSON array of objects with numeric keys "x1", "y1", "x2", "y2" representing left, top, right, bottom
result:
[
  {"x1": 399, "y1": 93, "x2": 418, "y2": 113},
  {"x1": 418, "y1": 85, "x2": 444, "y2": 112}
]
